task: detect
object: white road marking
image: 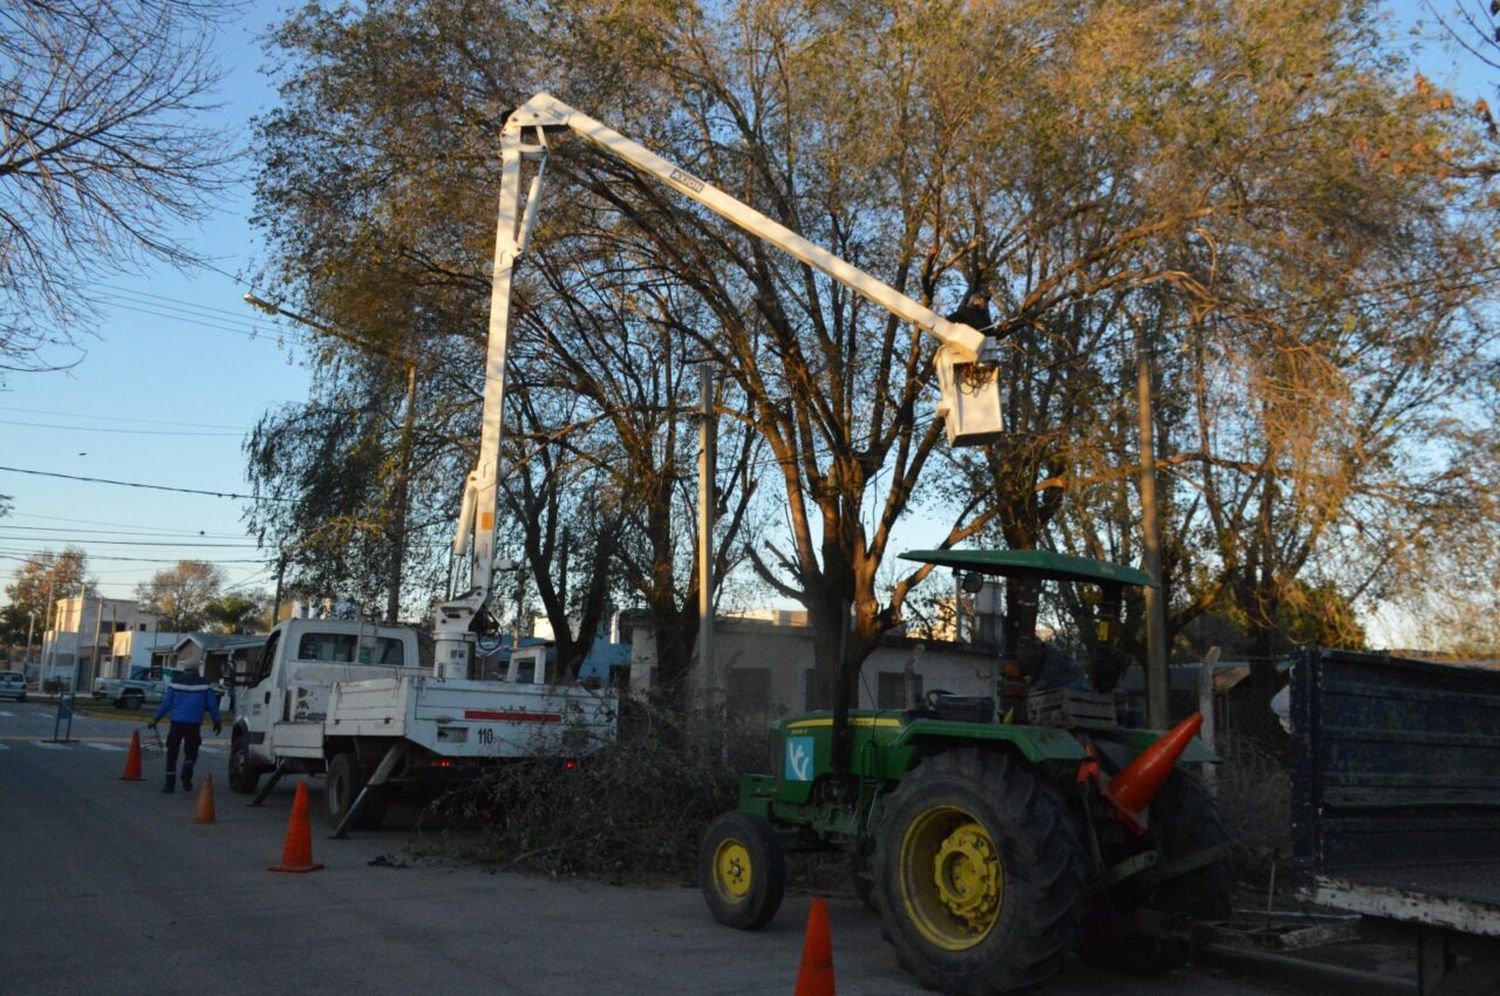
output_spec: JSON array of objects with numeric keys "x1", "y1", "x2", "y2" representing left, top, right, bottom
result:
[
  {"x1": 0, "y1": 742, "x2": 9, "y2": 750},
  {"x1": 0, "y1": 711, "x2": 14, "y2": 717},
  {"x1": 85, "y1": 742, "x2": 126, "y2": 752},
  {"x1": 31, "y1": 741, "x2": 68, "y2": 750}
]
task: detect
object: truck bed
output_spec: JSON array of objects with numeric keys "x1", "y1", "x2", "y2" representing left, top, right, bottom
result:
[{"x1": 1291, "y1": 648, "x2": 1500, "y2": 932}]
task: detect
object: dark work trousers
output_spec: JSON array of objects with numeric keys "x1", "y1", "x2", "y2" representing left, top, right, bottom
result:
[{"x1": 165, "y1": 722, "x2": 203, "y2": 784}]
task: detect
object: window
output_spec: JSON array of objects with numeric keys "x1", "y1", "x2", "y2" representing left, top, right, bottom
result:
[
  {"x1": 877, "y1": 671, "x2": 922, "y2": 710},
  {"x1": 295, "y1": 632, "x2": 405, "y2": 667}
]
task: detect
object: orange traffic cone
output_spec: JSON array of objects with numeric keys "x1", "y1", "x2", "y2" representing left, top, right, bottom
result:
[
  {"x1": 794, "y1": 896, "x2": 836, "y2": 996},
  {"x1": 119, "y1": 730, "x2": 144, "y2": 781},
  {"x1": 193, "y1": 774, "x2": 217, "y2": 825},
  {"x1": 1102, "y1": 712, "x2": 1204, "y2": 834},
  {"x1": 268, "y1": 781, "x2": 324, "y2": 873}
]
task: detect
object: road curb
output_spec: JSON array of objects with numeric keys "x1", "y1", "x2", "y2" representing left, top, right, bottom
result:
[{"x1": 1197, "y1": 944, "x2": 1416, "y2": 996}]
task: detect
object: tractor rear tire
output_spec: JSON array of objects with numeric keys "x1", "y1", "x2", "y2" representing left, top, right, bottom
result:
[
  {"x1": 875, "y1": 749, "x2": 1088, "y2": 995},
  {"x1": 1075, "y1": 767, "x2": 1232, "y2": 976},
  {"x1": 699, "y1": 811, "x2": 785, "y2": 930}
]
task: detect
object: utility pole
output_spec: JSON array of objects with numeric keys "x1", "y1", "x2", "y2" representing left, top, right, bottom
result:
[
  {"x1": 1135, "y1": 324, "x2": 1170, "y2": 728},
  {"x1": 386, "y1": 362, "x2": 418, "y2": 625},
  {"x1": 85, "y1": 593, "x2": 105, "y2": 694},
  {"x1": 41, "y1": 574, "x2": 56, "y2": 690},
  {"x1": 24, "y1": 610, "x2": 36, "y2": 685},
  {"x1": 695, "y1": 361, "x2": 718, "y2": 725}
]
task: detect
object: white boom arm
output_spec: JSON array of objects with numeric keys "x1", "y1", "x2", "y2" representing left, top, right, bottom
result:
[{"x1": 433, "y1": 92, "x2": 1002, "y2": 679}]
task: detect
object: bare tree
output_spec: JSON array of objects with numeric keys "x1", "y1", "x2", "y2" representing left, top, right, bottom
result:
[{"x1": 0, "y1": 0, "x2": 240, "y2": 369}]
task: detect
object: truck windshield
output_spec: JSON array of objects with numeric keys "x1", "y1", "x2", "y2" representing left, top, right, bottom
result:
[{"x1": 295, "y1": 633, "x2": 406, "y2": 667}]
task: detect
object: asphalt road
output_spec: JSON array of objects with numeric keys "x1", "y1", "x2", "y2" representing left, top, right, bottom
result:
[{"x1": 3, "y1": 698, "x2": 1305, "y2": 995}]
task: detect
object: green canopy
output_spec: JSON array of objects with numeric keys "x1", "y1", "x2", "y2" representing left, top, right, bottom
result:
[{"x1": 899, "y1": 548, "x2": 1157, "y2": 589}]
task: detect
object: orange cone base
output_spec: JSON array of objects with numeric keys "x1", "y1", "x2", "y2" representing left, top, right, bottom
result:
[
  {"x1": 794, "y1": 896, "x2": 836, "y2": 996},
  {"x1": 120, "y1": 730, "x2": 144, "y2": 781},
  {"x1": 268, "y1": 861, "x2": 325, "y2": 873},
  {"x1": 1102, "y1": 712, "x2": 1204, "y2": 836}
]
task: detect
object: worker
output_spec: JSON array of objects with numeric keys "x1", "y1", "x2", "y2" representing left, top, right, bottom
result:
[
  {"x1": 148, "y1": 662, "x2": 222, "y2": 794},
  {"x1": 946, "y1": 288, "x2": 994, "y2": 333}
]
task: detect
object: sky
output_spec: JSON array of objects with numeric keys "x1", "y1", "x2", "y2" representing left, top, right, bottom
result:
[
  {"x1": 0, "y1": 4, "x2": 309, "y2": 607},
  {"x1": 0, "y1": 3, "x2": 1493, "y2": 644}
]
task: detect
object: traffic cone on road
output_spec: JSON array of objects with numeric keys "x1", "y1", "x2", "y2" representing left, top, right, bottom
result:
[
  {"x1": 1102, "y1": 711, "x2": 1204, "y2": 834},
  {"x1": 119, "y1": 730, "x2": 144, "y2": 782},
  {"x1": 267, "y1": 781, "x2": 324, "y2": 873},
  {"x1": 192, "y1": 774, "x2": 217, "y2": 825},
  {"x1": 794, "y1": 896, "x2": 836, "y2": 996}
]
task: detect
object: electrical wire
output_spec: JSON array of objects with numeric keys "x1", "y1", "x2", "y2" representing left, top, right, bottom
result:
[
  {"x1": 0, "y1": 405, "x2": 248, "y2": 431},
  {"x1": 0, "y1": 465, "x2": 292, "y2": 502},
  {"x1": 0, "y1": 418, "x2": 241, "y2": 438}
]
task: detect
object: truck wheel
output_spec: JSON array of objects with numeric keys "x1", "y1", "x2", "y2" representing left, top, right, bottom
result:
[
  {"x1": 1075, "y1": 768, "x2": 1232, "y2": 976},
  {"x1": 875, "y1": 749, "x2": 1088, "y2": 995},
  {"x1": 228, "y1": 739, "x2": 261, "y2": 795},
  {"x1": 699, "y1": 811, "x2": 785, "y2": 930},
  {"x1": 120, "y1": 691, "x2": 143, "y2": 710},
  {"x1": 326, "y1": 753, "x2": 388, "y2": 831}
]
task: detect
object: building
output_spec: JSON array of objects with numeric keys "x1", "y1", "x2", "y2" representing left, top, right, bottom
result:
[
  {"x1": 41, "y1": 595, "x2": 160, "y2": 690},
  {"x1": 628, "y1": 614, "x2": 1003, "y2": 725},
  {"x1": 171, "y1": 633, "x2": 268, "y2": 686},
  {"x1": 107, "y1": 628, "x2": 192, "y2": 679}
]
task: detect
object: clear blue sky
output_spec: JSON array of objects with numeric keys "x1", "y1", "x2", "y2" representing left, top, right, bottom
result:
[{"x1": 0, "y1": 3, "x2": 1491, "y2": 634}]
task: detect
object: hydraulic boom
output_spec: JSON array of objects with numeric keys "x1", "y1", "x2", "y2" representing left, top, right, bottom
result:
[{"x1": 434, "y1": 92, "x2": 1004, "y2": 678}]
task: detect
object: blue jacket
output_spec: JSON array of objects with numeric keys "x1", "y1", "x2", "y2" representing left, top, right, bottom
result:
[{"x1": 153, "y1": 670, "x2": 222, "y2": 726}]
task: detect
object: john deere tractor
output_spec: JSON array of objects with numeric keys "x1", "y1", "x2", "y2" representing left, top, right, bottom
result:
[{"x1": 699, "y1": 549, "x2": 1231, "y2": 994}]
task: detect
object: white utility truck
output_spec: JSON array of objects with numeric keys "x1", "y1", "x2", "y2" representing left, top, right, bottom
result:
[
  {"x1": 230, "y1": 616, "x2": 606, "y2": 832},
  {"x1": 232, "y1": 92, "x2": 1003, "y2": 836}
]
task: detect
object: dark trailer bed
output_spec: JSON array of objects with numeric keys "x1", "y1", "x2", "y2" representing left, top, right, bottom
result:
[{"x1": 1291, "y1": 648, "x2": 1500, "y2": 994}]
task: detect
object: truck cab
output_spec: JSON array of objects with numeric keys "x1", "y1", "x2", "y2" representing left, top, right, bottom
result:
[{"x1": 232, "y1": 617, "x2": 419, "y2": 775}]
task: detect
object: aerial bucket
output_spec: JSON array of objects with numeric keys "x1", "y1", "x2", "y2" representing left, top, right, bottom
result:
[{"x1": 935, "y1": 345, "x2": 1004, "y2": 446}]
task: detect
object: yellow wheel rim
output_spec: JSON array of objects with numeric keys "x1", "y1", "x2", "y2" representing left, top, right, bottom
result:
[
  {"x1": 714, "y1": 839, "x2": 753, "y2": 900},
  {"x1": 899, "y1": 806, "x2": 1003, "y2": 950}
]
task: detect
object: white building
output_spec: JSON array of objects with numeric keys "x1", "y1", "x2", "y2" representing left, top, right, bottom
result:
[
  {"x1": 41, "y1": 595, "x2": 160, "y2": 690},
  {"x1": 628, "y1": 615, "x2": 1002, "y2": 726}
]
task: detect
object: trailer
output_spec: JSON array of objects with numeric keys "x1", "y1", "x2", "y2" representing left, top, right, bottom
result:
[{"x1": 1291, "y1": 647, "x2": 1500, "y2": 995}]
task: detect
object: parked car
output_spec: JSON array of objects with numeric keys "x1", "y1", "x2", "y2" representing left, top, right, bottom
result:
[{"x1": 0, "y1": 671, "x2": 27, "y2": 702}]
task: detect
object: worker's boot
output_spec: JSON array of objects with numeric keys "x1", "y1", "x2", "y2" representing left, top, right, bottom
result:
[
  {"x1": 181, "y1": 761, "x2": 194, "y2": 793},
  {"x1": 162, "y1": 770, "x2": 176, "y2": 794}
]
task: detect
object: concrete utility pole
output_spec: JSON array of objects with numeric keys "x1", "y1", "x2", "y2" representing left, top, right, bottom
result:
[
  {"x1": 1135, "y1": 325, "x2": 1170, "y2": 728},
  {"x1": 695, "y1": 362, "x2": 718, "y2": 723}
]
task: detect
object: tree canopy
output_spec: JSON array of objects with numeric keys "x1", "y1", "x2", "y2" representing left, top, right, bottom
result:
[{"x1": 247, "y1": 0, "x2": 1500, "y2": 693}]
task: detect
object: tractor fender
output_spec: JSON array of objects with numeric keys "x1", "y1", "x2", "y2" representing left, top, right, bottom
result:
[{"x1": 892, "y1": 719, "x2": 1089, "y2": 764}]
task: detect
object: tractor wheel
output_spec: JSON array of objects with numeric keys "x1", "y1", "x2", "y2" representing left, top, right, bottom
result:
[
  {"x1": 699, "y1": 811, "x2": 785, "y2": 930},
  {"x1": 875, "y1": 749, "x2": 1088, "y2": 995},
  {"x1": 1076, "y1": 768, "x2": 1232, "y2": 976},
  {"x1": 851, "y1": 842, "x2": 879, "y2": 913}
]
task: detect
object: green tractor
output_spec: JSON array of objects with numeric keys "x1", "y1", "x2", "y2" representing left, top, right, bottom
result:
[{"x1": 699, "y1": 549, "x2": 1231, "y2": 994}]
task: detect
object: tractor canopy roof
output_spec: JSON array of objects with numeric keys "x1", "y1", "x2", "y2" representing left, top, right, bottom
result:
[{"x1": 899, "y1": 548, "x2": 1157, "y2": 589}]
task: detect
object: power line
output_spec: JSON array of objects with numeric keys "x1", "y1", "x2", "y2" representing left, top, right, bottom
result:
[
  {"x1": 0, "y1": 418, "x2": 241, "y2": 438},
  {"x1": 0, "y1": 534, "x2": 259, "y2": 548},
  {"x1": 0, "y1": 551, "x2": 268, "y2": 565},
  {"x1": 0, "y1": 522, "x2": 246, "y2": 537},
  {"x1": 0, "y1": 465, "x2": 292, "y2": 502},
  {"x1": 0, "y1": 405, "x2": 248, "y2": 431},
  {"x1": 6, "y1": 512, "x2": 248, "y2": 537}
]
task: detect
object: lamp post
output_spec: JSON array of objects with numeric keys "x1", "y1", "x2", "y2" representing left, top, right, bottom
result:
[{"x1": 24, "y1": 610, "x2": 36, "y2": 686}]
